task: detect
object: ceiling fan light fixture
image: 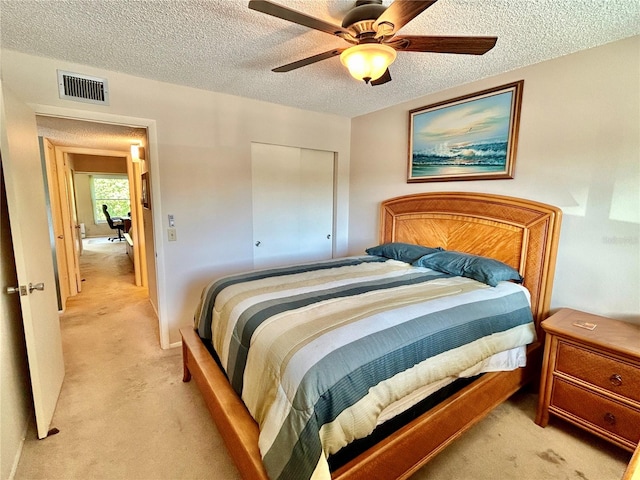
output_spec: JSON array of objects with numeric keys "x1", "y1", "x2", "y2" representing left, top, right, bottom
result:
[{"x1": 340, "y1": 43, "x2": 396, "y2": 83}]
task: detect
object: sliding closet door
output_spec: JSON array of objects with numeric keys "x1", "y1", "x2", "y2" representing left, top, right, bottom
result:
[
  {"x1": 252, "y1": 143, "x2": 334, "y2": 269},
  {"x1": 298, "y1": 148, "x2": 334, "y2": 260}
]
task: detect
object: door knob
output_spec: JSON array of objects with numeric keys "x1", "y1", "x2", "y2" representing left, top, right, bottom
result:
[
  {"x1": 28, "y1": 282, "x2": 45, "y2": 293},
  {"x1": 6, "y1": 285, "x2": 27, "y2": 295}
]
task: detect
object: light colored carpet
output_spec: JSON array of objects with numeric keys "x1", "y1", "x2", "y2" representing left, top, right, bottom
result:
[{"x1": 15, "y1": 240, "x2": 631, "y2": 480}]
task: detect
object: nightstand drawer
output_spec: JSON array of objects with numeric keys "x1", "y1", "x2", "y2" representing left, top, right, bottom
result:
[
  {"x1": 551, "y1": 379, "x2": 640, "y2": 445},
  {"x1": 556, "y1": 342, "x2": 640, "y2": 402}
]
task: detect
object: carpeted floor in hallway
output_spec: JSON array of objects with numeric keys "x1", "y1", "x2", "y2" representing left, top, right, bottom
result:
[{"x1": 14, "y1": 238, "x2": 632, "y2": 479}]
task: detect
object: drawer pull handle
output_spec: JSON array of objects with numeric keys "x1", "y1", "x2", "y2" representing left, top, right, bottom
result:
[
  {"x1": 604, "y1": 412, "x2": 616, "y2": 425},
  {"x1": 609, "y1": 374, "x2": 623, "y2": 386}
]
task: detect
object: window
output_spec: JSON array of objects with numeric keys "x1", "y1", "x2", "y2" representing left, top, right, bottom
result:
[{"x1": 92, "y1": 175, "x2": 130, "y2": 224}]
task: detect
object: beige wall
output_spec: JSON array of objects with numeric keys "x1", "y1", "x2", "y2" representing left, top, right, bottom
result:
[
  {"x1": 349, "y1": 36, "x2": 640, "y2": 322},
  {"x1": 1, "y1": 49, "x2": 352, "y2": 346}
]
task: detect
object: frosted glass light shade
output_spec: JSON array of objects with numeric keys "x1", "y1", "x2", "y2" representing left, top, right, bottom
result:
[{"x1": 340, "y1": 43, "x2": 397, "y2": 83}]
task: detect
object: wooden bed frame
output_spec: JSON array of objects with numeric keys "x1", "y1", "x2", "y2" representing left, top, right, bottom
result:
[{"x1": 181, "y1": 192, "x2": 562, "y2": 480}]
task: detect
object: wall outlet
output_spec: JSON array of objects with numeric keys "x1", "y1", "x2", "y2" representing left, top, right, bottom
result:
[{"x1": 168, "y1": 228, "x2": 177, "y2": 242}]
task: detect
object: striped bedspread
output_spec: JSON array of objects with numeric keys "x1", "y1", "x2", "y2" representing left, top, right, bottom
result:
[{"x1": 194, "y1": 256, "x2": 535, "y2": 480}]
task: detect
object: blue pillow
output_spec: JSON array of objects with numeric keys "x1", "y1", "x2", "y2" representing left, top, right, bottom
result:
[
  {"x1": 365, "y1": 242, "x2": 443, "y2": 264},
  {"x1": 412, "y1": 251, "x2": 523, "y2": 287}
]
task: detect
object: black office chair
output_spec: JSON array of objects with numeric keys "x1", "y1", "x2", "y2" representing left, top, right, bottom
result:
[{"x1": 102, "y1": 204, "x2": 125, "y2": 242}]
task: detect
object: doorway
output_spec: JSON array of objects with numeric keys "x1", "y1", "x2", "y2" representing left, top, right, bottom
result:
[{"x1": 35, "y1": 115, "x2": 157, "y2": 315}]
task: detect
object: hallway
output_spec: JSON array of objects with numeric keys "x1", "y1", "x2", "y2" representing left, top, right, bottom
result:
[{"x1": 14, "y1": 238, "x2": 240, "y2": 479}]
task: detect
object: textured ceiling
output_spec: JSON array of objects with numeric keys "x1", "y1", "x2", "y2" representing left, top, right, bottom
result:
[
  {"x1": 36, "y1": 116, "x2": 148, "y2": 151},
  {"x1": 1, "y1": 0, "x2": 639, "y2": 120}
]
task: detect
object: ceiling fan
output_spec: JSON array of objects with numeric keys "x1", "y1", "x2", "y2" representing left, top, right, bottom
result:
[{"x1": 248, "y1": 0, "x2": 498, "y2": 86}]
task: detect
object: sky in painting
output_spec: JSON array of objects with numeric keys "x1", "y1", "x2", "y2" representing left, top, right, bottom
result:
[{"x1": 412, "y1": 91, "x2": 513, "y2": 152}]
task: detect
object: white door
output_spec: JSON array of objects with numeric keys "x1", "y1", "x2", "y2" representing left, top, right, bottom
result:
[
  {"x1": 64, "y1": 164, "x2": 84, "y2": 274},
  {"x1": 298, "y1": 148, "x2": 334, "y2": 259},
  {"x1": 56, "y1": 151, "x2": 82, "y2": 292},
  {"x1": 252, "y1": 143, "x2": 334, "y2": 269},
  {"x1": 42, "y1": 137, "x2": 71, "y2": 310},
  {"x1": 1, "y1": 84, "x2": 65, "y2": 439}
]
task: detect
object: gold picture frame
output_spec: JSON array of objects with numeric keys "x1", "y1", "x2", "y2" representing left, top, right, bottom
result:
[{"x1": 408, "y1": 80, "x2": 524, "y2": 182}]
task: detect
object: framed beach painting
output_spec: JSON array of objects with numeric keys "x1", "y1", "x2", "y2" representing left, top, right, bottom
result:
[{"x1": 408, "y1": 80, "x2": 524, "y2": 182}]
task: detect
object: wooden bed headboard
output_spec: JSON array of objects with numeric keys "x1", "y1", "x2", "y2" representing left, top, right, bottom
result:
[{"x1": 380, "y1": 192, "x2": 562, "y2": 327}]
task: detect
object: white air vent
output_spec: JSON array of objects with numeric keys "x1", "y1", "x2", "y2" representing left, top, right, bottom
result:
[{"x1": 57, "y1": 70, "x2": 109, "y2": 105}]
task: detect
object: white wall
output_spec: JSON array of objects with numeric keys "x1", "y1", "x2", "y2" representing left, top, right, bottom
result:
[
  {"x1": 1, "y1": 50, "x2": 352, "y2": 345},
  {"x1": 349, "y1": 36, "x2": 640, "y2": 322}
]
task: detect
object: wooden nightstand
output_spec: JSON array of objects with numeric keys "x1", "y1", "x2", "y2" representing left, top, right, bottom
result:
[{"x1": 536, "y1": 308, "x2": 640, "y2": 452}]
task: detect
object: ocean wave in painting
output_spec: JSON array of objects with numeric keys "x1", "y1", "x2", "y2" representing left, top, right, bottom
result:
[{"x1": 412, "y1": 140, "x2": 507, "y2": 167}]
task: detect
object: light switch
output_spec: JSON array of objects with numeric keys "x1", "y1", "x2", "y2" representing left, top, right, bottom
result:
[
  {"x1": 168, "y1": 214, "x2": 175, "y2": 227},
  {"x1": 168, "y1": 228, "x2": 177, "y2": 242}
]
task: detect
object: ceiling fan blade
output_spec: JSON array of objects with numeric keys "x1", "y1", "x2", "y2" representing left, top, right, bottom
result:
[
  {"x1": 272, "y1": 48, "x2": 345, "y2": 73},
  {"x1": 392, "y1": 35, "x2": 498, "y2": 55},
  {"x1": 249, "y1": 0, "x2": 352, "y2": 38},
  {"x1": 370, "y1": 69, "x2": 392, "y2": 86},
  {"x1": 374, "y1": 0, "x2": 438, "y2": 37}
]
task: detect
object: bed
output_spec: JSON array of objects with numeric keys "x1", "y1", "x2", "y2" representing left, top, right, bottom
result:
[{"x1": 181, "y1": 191, "x2": 562, "y2": 480}]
